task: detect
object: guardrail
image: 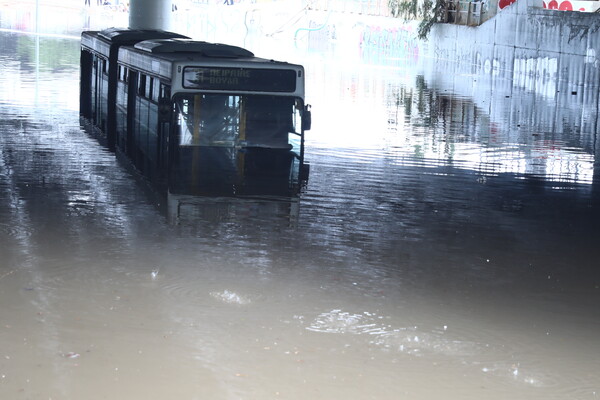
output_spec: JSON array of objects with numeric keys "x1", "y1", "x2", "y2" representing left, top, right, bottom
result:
[
  {"x1": 307, "y1": 0, "x2": 391, "y2": 16},
  {"x1": 307, "y1": 0, "x2": 496, "y2": 25}
]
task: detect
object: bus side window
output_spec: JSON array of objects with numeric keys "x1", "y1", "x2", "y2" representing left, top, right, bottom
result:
[
  {"x1": 160, "y1": 83, "x2": 170, "y2": 100},
  {"x1": 118, "y1": 66, "x2": 126, "y2": 82},
  {"x1": 159, "y1": 83, "x2": 172, "y2": 123},
  {"x1": 152, "y1": 81, "x2": 160, "y2": 103},
  {"x1": 148, "y1": 77, "x2": 154, "y2": 101},
  {"x1": 138, "y1": 74, "x2": 146, "y2": 97}
]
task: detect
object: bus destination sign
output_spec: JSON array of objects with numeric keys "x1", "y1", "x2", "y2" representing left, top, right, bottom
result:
[{"x1": 183, "y1": 67, "x2": 297, "y2": 92}]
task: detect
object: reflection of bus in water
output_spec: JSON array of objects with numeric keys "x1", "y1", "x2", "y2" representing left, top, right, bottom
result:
[
  {"x1": 163, "y1": 144, "x2": 304, "y2": 226},
  {"x1": 166, "y1": 193, "x2": 301, "y2": 228},
  {"x1": 80, "y1": 29, "x2": 311, "y2": 197}
]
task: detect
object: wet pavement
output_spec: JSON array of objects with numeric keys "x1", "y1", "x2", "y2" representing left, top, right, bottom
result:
[{"x1": 1, "y1": 29, "x2": 599, "y2": 400}]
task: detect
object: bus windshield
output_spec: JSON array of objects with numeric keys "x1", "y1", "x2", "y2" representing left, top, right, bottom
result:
[{"x1": 174, "y1": 94, "x2": 303, "y2": 149}]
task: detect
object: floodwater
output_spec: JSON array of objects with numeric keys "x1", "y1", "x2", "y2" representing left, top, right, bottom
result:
[{"x1": 1, "y1": 30, "x2": 599, "y2": 400}]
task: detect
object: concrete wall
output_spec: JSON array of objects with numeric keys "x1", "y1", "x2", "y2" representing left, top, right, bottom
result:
[
  {"x1": 295, "y1": 0, "x2": 600, "y2": 93},
  {"x1": 296, "y1": 2, "x2": 600, "y2": 182},
  {"x1": 426, "y1": 0, "x2": 600, "y2": 99},
  {"x1": 298, "y1": 1, "x2": 600, "y2": 133}
]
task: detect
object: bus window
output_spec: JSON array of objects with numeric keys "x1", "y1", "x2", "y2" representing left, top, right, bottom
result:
[
  {"x1": 138, "y1": 74, "x2": 146, "y2": 96},
  {"x1": 175, "y1": 94, "x2": 301, "y2": 149},
  {"x1": 147, "y1": 77, "x2": 153, "y2": 100},
  {"x1": 152, "y1": 79, "x2": 160, "y2": 103},
  {"x1": 160, "y1": 83, "x2": 170, "y2": 100},
  {"x1": 175, "y1": 94, "x2": 240, "y2": 147},
  {"x1": 243, "y1": 96, "x2": 294, "y2": 149}
]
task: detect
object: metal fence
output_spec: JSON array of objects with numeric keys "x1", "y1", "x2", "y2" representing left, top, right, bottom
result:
[
  {"x1": 307, "y1": 0, "x2": 496, "y2": 26},
  {"x1": 442, "y1": 0, "x2": 496, "y2": 26}
]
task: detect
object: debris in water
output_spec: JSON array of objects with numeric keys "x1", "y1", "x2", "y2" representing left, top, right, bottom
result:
[
  {"x1": 210, "y1": 290, "x2": 251, "y2": 305},
  {"x1": 512, "y1": 364, "x2": 519, "y2": 377},
  {"x1": 0, "y1": 270, "x2": 16, "y2": 281}
]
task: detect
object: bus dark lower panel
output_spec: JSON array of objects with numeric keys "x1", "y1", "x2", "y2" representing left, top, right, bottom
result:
[{"x1": 168, "y1": 146, "x2": 301, "y2": 197}]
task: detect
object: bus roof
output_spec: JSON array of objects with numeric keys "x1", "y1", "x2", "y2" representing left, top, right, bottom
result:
[
  {"x1": 81, "y1": 29, "x2": 190, "y2": 56},
  {"x1": 97, "y1": 28, "x2": 189, "y2": 44},
  {"x1": 121, "y1": 39, "x2": 300, "y2": 69},
  {"x1": 134, "y1": 38, "x2": 254, "y2": 58}
]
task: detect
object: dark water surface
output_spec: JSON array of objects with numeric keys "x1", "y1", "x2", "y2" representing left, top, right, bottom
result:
[{"x1": 1, "y1": 31, "x2": 599, "y2": 399}]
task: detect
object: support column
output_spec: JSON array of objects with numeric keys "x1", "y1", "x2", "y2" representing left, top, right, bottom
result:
[{"x1": 129, "y1": 0, "x2": 173, "y2": 31}]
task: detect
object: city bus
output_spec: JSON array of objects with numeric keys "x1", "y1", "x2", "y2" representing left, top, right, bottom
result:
[
  {"x1": 81, "y1": 31, "x2": 311, "y2": 196},
  {"x1": 113, "y1": 38, "x2": 311, "y2": 195},
  {"x1": 80, "y1": 28, "x2": 189, "y2": 148}
]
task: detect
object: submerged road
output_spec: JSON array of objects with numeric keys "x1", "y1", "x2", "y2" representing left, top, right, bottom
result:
[{"x1": 0, "y1": 31, "x2": 599, "y2": 399}]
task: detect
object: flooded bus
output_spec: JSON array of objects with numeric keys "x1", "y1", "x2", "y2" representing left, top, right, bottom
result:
[
  {"x1": 80, "y1": 28, "x2": 189, "y2": 148},
  {"x1": 113, "y1": 38, "x2": 311, "y2": 195},
  {"x1": 81, "y1": 32, "x2": 311, "y2": 196}
]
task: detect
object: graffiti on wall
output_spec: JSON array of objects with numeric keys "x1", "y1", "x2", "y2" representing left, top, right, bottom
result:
[
  {"x1": 475, "y1": 53, "x2": 501, "y2": 76},
  {"x1": 498, "y1": 0, "x2": 517, "y2": 9},
  {"x1": 473, "y1": 53, "x2": 559, "y2": 98},
  {"x1": 304, "y1": 20, "x2": 421, "y2": 62},
  {"x1": 585, "y1": 48, "x2": 599, "y2": 67},
  {"x1": 306, "y1": 20, "x2": 337, "y2": 51},
  {"x1": 359, "y1": 25, "x2": 419, "y2": 60},
  {"x1": 542, "y1": 0, "x2": 600, "y2": 11},
  {"x1": 513, "y1": 57, "x2": 558, "y2": 98}
]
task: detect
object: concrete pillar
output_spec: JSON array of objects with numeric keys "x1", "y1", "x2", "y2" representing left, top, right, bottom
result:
[{"x1": 129, "y1": 0, "x2": 172, "y2": 31}]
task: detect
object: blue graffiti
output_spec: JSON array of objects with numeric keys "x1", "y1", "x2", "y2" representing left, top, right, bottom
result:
[{"x1": 360, "y1": 25, "x2": 419, "y2": 59}]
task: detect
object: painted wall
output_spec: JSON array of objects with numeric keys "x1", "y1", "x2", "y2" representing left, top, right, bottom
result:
[
  {"x1": 424, "y1": 0, "x2": 600, "y2": 103},
  {"x1": 299, "y1": 1, "x2": 600, "y2": 129},
  {"x1": 298, "y1": 1, "x2": 600, "y2": 181},
  {"x1": 423, "y1": 0, "x2": 600, "y2": 183},
  {"x1": 542, "y1": 0, "x2": 600, "y2": 12}
]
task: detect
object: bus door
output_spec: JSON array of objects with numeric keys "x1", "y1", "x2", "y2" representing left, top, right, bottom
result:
[
  {"x1": 79, "y1": 50, "x2": 93, "y2": 119},
  {"x1": 126, "y1": 70, "x2": 138, "y2": 159},
  {"x1": 94, "y1": 56, "x2": 108, "y2": 133},
  {"x1": 157, "y1": 83, "x2": 172, "y2": 180}
]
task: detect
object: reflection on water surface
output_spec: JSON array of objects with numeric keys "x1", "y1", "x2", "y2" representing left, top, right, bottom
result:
[{"x1": 0, "y1": 31, "x2": 599, "y2": 400}]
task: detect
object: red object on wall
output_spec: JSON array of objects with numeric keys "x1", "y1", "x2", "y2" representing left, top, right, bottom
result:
[
  {"x1": 499, "y1": 0, "x2": 517, "y2": 8},
  {"x1": 558, "y1": 0, "x2": 573, "y2": 9}
]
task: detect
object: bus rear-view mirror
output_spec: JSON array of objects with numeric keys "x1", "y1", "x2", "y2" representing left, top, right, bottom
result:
[{"x1": 303, "y1": 105, "x2": 312, "y2": 131}]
